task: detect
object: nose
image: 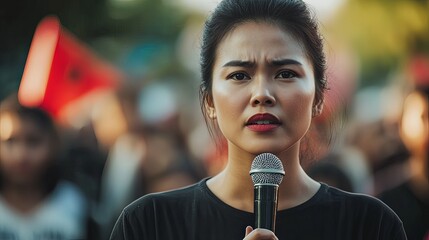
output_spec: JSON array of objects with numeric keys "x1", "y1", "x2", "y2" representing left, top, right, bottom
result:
[{"x1": 250, "y1": 78, "x2": 276, "y2": 107}]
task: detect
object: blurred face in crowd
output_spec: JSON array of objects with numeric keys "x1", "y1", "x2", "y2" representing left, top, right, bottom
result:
[
  {"x1": 0, "y1": 112, "x2": 53, "y2": 187},
  {"x1": 209, "y1": 21, "x2": 319, "y2": 156},
  {"x1": 400, "y1": 91, "x2": 429, "y2": 177}
]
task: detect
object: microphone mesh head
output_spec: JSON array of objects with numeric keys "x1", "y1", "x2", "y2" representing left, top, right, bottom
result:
[{"x1": 250, "y1": 153, "x2": 285, "y2": 185}]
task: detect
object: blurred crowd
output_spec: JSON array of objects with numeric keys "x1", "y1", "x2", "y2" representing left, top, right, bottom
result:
[
  {"x1": 1, "y1": 68, "x2": 428, "y2": 239},
  {"x1": 1, "y1": 0, "x2": 429, "y2": 239}
]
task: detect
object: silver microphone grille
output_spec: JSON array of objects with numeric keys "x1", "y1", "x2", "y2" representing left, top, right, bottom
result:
[{"x1": 249, "y1": 153, "x2": 285, "y2": 185}]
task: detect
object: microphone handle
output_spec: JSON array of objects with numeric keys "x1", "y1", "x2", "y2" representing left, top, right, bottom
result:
[{"x1": 254, "y1": 184, "x2": 279, "y2": 232}]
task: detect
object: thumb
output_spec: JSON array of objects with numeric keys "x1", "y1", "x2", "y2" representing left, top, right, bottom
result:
[{"x1": 245, "y1": 226, "x2": 253, "y2": 236}]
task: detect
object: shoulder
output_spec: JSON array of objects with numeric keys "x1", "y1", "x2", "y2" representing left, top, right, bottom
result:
[
  {"x1": 124, "y1": 181, "x2": 202, "y2": 215},
  {"x1": 321, "y1": 184, "x2": 406, "y2": 239},
  {"x1": 323, "y1": 184, "x2": 398, "y2": 216},
  {"x1": 110, "y1": 181, "x2": 204, "y2": 240},
  {"x1": 321, "y1": 184, "x2": 382, "y2": 205},
  {"x1": 124, "y1": 180, "x2": 200, "y2": 212}
]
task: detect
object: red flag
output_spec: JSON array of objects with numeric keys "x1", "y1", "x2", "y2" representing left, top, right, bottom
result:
[{"x1": 18, "y1": 16, "x2": 122, "y2": 118}]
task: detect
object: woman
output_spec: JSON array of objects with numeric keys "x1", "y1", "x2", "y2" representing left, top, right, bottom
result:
[
  {"x1": 0, "y1": 99, "x2": 89, "y2": 240},
  {"x1": 110, "y1": 0, "x2": 406, "y2": 239}
]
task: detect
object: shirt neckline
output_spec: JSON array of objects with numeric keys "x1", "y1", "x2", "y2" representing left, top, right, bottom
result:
[{"x1": 199, "y1": 178, "x2": 327, "y2": 218}]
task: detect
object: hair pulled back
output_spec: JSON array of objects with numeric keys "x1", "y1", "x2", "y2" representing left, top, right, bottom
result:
[{"x1": 200, "y1": 0, "x2": 327, "y2": 125}]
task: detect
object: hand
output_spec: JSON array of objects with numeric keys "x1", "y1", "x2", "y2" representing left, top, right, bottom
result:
[{"x1": 243, "y1": 226, "x2": 278, "y2": 240}]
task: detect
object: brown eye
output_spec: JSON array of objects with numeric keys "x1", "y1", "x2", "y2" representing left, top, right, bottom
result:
[
  {"x1": 276, "y1": 70, "x2": 297, "y2": 79},
  {"x1": 229, "y1": 72, "x2": 250, "y2": 81}
]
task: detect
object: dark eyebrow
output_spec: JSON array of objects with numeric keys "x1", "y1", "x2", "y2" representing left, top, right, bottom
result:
[
  {"x1": 222, "y1": 59, "x2": 302, "y2": 67},
  {"x1": 271, "y1": 59, "x2": 302, "y2": 66},
  {"x1": 222, "y1": 60, "x2": 255, "y2": 68}
]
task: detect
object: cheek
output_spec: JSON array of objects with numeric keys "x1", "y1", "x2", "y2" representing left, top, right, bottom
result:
[
  {"x1": 212, "y1": 82, "x2": 248, "y2": 122},
  {"x1": 283, "y1": 84, "x2": 315, "y2": 118},
  {"x1": 210, "y1": 84, "x2": 250, "y2": 142}
]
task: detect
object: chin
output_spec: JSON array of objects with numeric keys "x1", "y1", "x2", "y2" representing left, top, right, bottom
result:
[{"x1": 243, "y1": 143, "x2": 292, "y2": 156}]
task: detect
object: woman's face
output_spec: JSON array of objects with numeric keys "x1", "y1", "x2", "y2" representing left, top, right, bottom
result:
[
  {"x1": 0, "y1": 112, "x2": 53, "y2": 186},
  {"x1": 209, "y1": 21, "x2": 318, "y2": 156}
]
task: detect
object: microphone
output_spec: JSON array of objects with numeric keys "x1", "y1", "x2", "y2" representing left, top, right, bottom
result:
[{"x1": 249, "y1": 153, "x2": 285, "y2": 232}]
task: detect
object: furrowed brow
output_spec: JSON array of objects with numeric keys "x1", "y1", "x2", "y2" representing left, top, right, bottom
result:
[
  {"x1": 222, "y1": 60, "x2": 255, "y2": 68},
  {"x1": 271, "y1": 59, "x2": 302, "y2": 66}
]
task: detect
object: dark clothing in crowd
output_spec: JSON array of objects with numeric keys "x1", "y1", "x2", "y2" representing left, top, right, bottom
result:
[
  {"x1": 380, "y1": 181, "x2": 429, "y2": 240},
  {"x1": 111, "y1": 179, "x2": 406, "y2": 240}
]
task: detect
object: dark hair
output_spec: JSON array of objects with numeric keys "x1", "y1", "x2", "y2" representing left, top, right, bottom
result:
[
  {"x1": 199, "y1": 0, "x2": 327, "y2": 140},
  {"x1": 0, "y1": 98, "x2": 61, "y2": 194}
]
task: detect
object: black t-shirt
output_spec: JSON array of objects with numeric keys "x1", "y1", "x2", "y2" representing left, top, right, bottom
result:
[
  {"x1": 110, "y1": 179, "x2": 406, "y2": 240},
  {"x1": 379, "y1": 181, "x2": 429, "y2": 240}
]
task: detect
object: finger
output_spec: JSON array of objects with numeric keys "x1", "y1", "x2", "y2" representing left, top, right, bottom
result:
[
  {"x1": 245, "y1": 226, "x2": 253, "y2": 236},
  {"x1": 246, "y1": 228, "x2": 278, "y2": 239}
]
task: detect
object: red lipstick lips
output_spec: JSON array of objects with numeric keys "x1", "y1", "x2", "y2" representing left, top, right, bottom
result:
[{"x1": 246, "y1": 113, "x2": 281, "y2": 132}]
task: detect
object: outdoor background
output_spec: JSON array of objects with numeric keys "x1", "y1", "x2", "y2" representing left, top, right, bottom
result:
[{"x1": 0, "y1": 0, "x2": 428, "y2": 239}]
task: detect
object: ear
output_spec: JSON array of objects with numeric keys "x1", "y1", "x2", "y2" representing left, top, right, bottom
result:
[
  {"x1": 208, "y1": 107, "x2": 216, "y2": 119},
  {"x1": 312, "y1": 98, "x2": 324, "y2": 118},
  {"x1": 204, "y1": 94, "x2": 217, "y2": 119}
]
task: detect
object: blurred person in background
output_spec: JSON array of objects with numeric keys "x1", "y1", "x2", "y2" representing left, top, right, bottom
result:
[
  {"x1": 97, "y1": 129, "x2": 204, "y2": 239},
  {"x1": 346, "y1": 116, "x2": 410, "y2": 195},
  {"x1": 136, "y1": 127, "x2": 203, "y2": 194},
  {"x1": 379, "y1": 85, "x2": 429, "y2": 240},
  {"x1": 95, "y1": 85, "x2": 205, "y2": 239},
  {"x1": 63, "y1": 124, "x2": 106, "y2": 206},
  {"x1": 0, "y1": 96, "x2": 91, "y2": 240},
  {"x1": 306, "y1": 152, "x2": 354, "y2": 192},
  {"x1": 96, "y1": 133, "x2": 146, "y2": 240}
]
